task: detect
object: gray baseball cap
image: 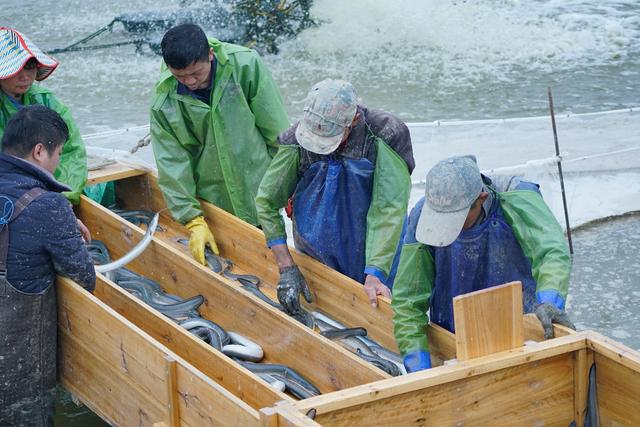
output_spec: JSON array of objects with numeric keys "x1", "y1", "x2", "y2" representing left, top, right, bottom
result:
[
  {"x1": 295, "y1": 79, "x2": 358, "y2": 155},
  {"x1": 416, "y1": 155, "x2": 483, "y2": 247}
]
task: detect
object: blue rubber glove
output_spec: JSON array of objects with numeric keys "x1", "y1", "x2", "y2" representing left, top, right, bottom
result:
[{"x1": 403, "y1": 350, "x2": 432, "y2": 373}]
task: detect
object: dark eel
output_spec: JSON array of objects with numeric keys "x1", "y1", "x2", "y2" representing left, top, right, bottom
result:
[{"x1": 236, "y1": 361, "x2": 321, "y2": 400}]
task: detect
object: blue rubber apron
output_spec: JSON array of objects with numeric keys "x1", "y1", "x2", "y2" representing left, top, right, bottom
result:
[
  {"x1": 293, "y1": 156, "x2": 374, "y2": 284},
  {"x1": 429, "y1": 204, "x2": 537, "y2": 332}
]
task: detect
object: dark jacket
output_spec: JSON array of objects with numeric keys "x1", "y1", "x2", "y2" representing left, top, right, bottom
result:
[{"x1": 0, "y1": 153, "x2": 95, "y2": 293}]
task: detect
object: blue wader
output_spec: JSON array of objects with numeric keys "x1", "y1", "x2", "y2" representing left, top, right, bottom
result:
[
  {"x1": 430, "y1": 204, "x2": 537, "y2": 332},
  {"x1": 292, "y1": 156, "x2": 402, "y2": 287}
]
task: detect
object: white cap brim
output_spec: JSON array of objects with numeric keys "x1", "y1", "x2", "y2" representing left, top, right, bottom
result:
[
  {"x1": 295, "y1": 121, "x2": 344, "y2": 155},
  {"x1": 415, "y1": 202, "x2": 469, "y2": 247}
]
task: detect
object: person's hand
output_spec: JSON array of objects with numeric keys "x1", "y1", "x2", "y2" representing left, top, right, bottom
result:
[
  {"x1": 186, "y1": 216, "x2": 219, "y2": 265},
  {"x1": 403, "y1": 350, "x2": 432, "y2": 373},
  {"x1": 534, "y1": 302, "x2": 576, "y2": 339},
  {"x1": 363, "y1": 274, "x2": 391, "y2": 308},
  {"x1": 76, "y1": 219, "x2": 91, "y2": 243},
  {"x1": 277, "y1": 265, "x2": 313, "y2": 314}
]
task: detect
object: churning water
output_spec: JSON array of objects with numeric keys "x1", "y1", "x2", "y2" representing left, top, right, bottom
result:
[{"x1": 3, "y1": 1, "x2": 639, "y2": 424}]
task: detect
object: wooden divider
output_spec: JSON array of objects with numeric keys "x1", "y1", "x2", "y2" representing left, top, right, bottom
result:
[
  {"x1": 77, "y1": 195, "x2": 388, "y2": 397},
  {"x1": 112, "y1": 172, "x2": 575, "y2": 367},
  {"x1": 588, "y1": 333, "x2": 640, "y2": 426},
  {"x1": 57, "y1": 277, "x2": 260, "y2": 427},
  {"x1": 261, "y1": 334, "x2": 589, "y2": 426},
  {"x1": 93, "y1": 274, "x2": 291, "y2": 410},
  {"x1": 453, "y1": 282, "x2": 524, "y2": 361}
]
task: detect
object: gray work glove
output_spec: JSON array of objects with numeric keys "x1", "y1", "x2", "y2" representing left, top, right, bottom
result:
[
  {"x1": 277, "y1": 265, "x2": 313, "y2": 315},
  {"x1": 535, "y1": 303, "x2": 576, "y2": 339}
]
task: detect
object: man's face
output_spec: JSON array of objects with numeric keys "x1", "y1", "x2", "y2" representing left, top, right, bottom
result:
[
  {"x1": 37, "y1": 143, "x2": 64, "y2": 174},
  {"x1": 168, "y1": 50, "x2": 214, "y2": 91},
  {"x1": 0, "y1": 60, "x2": 38, "y2": 99}
]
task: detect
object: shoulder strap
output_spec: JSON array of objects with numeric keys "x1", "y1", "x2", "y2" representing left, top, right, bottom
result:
[{"x1": 0, "y1": 187, "x2": 46, "y2": 277}]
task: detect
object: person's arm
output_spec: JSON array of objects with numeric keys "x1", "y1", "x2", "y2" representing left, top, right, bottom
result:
[
  {"x1": 255, "y1": 144, "x2": 300, "y2": 247},
  {"x1": 499, "y1": 190, "x2": 571, "y2": 308},
  {"x1": 364, "y1": 138, "x2": 411, "y2": 285},
  {"x1": 48, "y1": 97, "x2": 88, "y2": 205},
  {"x1": 392, "y1": 200, "x2": 435, "y2": 371},
  {"x1": 40, "y1": 195, "x2": 96, "y2": 291},
  {"x1": 150, "y1": 108, "x2": 202, "y2": 224},
  {"x1": 244, "y1": 53, "x2": 290, "y2": 157}
]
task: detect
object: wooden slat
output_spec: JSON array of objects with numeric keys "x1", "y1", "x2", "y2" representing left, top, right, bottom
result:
[
  {"x1": 87, "y1": 162, "x2": 146, "y2": 185},
  {"x1": 572, "y1": 348, "x2": 591, "y2": 425},
  {"x1": 165, "y1": 356, "x2": 180, "y2": 427},
  {"x1": 291, "y1": 332, "x2": 588, "y2": 415},
  {"x1": 94, "y1": 274, "x2": 291, "y2": 410},
  {"x1": 523, "y1": 313, "x2": 575, "y2": 341},
  {"x1": 587, "y1": 332, "x2": 640, "y2": 426},
  {"x1": 453, "y1": 282, "x2": 524, "y2": 361},
  {"x1": 175, "y1": 363, "x2": 260, "y2": 427},
  {"x1": 115, "y1": 174, "x2": 401, "y2": 352},
  {"x1": 260, "y1": 405, "x2": 322, "y2": 427},
  {"x1": 58, "y1": 277, "x2": 260, "y2": 427},
  {"x1": 112, "y1": 172, "x2": 568, "y2": 367},
  {"x1": 78, "y1": 195, "x2": 387, "y2": 394},
  {"x1": 313, "y1": 353, "x2": 575, "y2": 427}
]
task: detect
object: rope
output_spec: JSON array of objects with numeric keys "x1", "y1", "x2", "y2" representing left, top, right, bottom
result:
[
  {"x1": 0, "y1": 196, "x2": 15, "y2": 226},
  {"x1": 130, "y1": 132, "x2": 151, "y2": 154}
]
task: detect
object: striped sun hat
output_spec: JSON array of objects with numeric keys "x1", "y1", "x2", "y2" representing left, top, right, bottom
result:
[{"x1": 0, "y1": 27, "x2": 58, "y2": 81}]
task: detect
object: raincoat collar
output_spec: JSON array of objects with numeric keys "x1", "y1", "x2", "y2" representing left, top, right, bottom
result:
[{"x1": 0, "y1": 152, "x2": 70, "y2": 193}]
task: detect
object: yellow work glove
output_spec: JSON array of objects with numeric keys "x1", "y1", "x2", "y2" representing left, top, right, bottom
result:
[{"x1": 185, "y1": 216, "x2": 219, "y2": 265}]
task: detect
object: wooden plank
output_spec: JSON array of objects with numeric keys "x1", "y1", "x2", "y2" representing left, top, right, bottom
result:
[
  {"x1": 453, "y1": 282, "x2": 524, "y2": 361},
  {"x1": 58, "y1": 277, "x2": 260, "y2": 427},
  {"x1": 115, "y1": 174, "x2": 401, "y2": 352},
  {"x1": 523, "y1": 313, "x2": 575, "y2": 341},
  {"x1": 78, "y1": 195, "x2": 387, "y2": 394},
  {"x1": 94, "y1": 275, "x2": 291, "y2": 410},
  {"x1": 165, "y1": 356, "x2": 180, "y2": 427},
  {"x1": 87, "y1": 162, "x2": 146, "y2": 185},
  {"x1": 175, "y1": 363, "x2": 260, "y2": 427},
  {"x1": 260, "y1": 405, "x2": 322, "y2": 427},
  {"x1": 113, "y1": 173, "x2": 566, "y2": 368},
  {"x1": 291, "y1": 332, "x2": 588, "y2": 415},
  {"x1": 573, "y1": 348, "x2": 591, "y2": 425},
  {"x1": 313, "y1": 353, "x2": 575, "y2": 427},
  {"x1": 60, "y1": 332, "x2": 167, "y2": 426},
  {"x1": 587, "y1": 332, "x2": 640, "y2": 426}
]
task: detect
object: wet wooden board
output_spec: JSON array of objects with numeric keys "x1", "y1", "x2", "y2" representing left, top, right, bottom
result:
[
  {"x1": 78, "y1": 196, "x2": 388, "y2": 396},
  {"x1": 87, "y1": 162, "x2": 147, "y2": 185},
  {"x1": 453, "y1": 281, "x2": 524, "y2": 361},
  {"x1": 57, "y1": 277, "x2": 260, "y2": 427}
]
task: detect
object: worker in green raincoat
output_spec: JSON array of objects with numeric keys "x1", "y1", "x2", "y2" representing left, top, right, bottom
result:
[
  {"x1": 255, "y1": 79, "x2": 414, "y2": 314},
  {"x1": 0, "y1": 27, "x2": 87, "y2": 205},
  {"x1": 151, "y1": 24, "x2": 289, "y2": 265},
  {"x1": 392, "y1": 155, "x2": 575, "y2": 373}
]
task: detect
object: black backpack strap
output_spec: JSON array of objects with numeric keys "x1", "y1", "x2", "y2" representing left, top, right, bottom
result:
[{"x1": 0, "y1": 187, "x2": 46, "y2": 277}]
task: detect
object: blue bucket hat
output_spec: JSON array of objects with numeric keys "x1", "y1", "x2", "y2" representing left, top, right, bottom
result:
[
  {"x1": 416, "y1": 155, "x2": 483, "y2": 247},
  {"x1": 0, "y1": 27, "x2": 58, "y2": 82}
]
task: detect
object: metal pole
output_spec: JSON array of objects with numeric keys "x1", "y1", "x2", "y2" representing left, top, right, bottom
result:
[{"x1": 547, "y1": 87, "x2": 574, "y2": 254}]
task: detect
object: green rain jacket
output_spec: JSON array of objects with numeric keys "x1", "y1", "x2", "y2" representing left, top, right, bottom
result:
[
  {"x1": 0, "y1": 86, "x2": 87, "y2": 204},
  {"x1": 392, "y1": 188, "x2": 571, "y2": 355},
  {"x1": 255, "y1": 107, "x2": 414, "y2": 281},
  {"x1": 150, "y1": 38, "x2": 290, "y2": 225}
]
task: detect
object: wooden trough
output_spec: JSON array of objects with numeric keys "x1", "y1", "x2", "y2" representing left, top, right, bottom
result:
[{"x1": 56, "y1": 164, "x2": 640, "y2": 426}]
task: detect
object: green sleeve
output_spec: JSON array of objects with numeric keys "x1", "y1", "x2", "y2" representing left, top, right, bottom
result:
[
  {"x1": 364, "y1": 138, "x2": 411, "y2": 277},
  {"x1": 52, "y1": 101, "x2": 87, "y2": 205},
  {"x1": 499, "y1": 190, "x2": 571, "y2": 298},
  {"x1": 255, "y1": 145, "x2": 300, "y2": 243},
  {"x1": 150, "y1": 108, "x2": 202, "y2": 224},
  {"x1": 243, "y1": 54, "x2": 290, "y2": 158},
  {"x1": 392, "y1": 242, "x2": 435, "y2": 355}
]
